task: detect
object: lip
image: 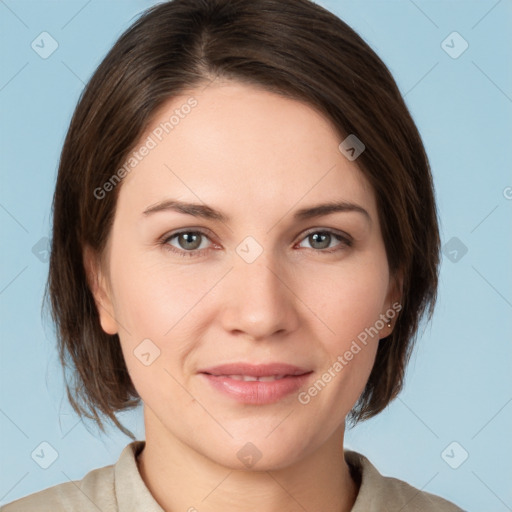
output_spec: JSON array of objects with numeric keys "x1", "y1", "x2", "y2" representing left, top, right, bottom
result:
[
  {"x1": 199, "y1": 362, "x2": 311, "y2": 377},
  {"x1": 199, "y1": 363, "x2": 313, "y2": 405}
]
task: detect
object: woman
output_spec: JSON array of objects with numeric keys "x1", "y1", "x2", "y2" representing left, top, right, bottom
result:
[{"x1": 3, "y1": 0, "x2": 464, "y2": 510}]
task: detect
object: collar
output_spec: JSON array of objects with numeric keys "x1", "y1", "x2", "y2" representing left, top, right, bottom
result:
[
  {"x1": 112, "y1": 440, "x2": 443, "y2": 511},
  {"x1": 114, "y1": 441, "x2": 164, "y2": 511}
]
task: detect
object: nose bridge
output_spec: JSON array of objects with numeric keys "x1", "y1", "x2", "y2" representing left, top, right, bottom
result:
[
  {"x1": 237, "y1": 248, "x2": 282, "y2": 299},
  {"x1": 220, "y1": 240, "x2": 298, "y2": 339}
]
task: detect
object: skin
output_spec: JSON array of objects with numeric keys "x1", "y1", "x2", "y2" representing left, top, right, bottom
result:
[{"x1": 85, "y1": 79, "x2": 402, "y2": 512}]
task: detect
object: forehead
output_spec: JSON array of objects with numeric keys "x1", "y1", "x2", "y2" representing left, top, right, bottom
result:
[{"x1": 117, "y1": 80, "x2": 376, "y2": 223}]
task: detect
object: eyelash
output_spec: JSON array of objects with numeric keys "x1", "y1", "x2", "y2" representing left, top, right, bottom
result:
[{"x1": 159, "y1": 228, "x2": 353, "y2": 258}]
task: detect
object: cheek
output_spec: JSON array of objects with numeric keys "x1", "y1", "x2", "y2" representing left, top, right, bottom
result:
[
  {"x1": 296, "y1": 267, "x2": 385, "y2": 414},
  {"x1": 110, "y1": 258, "x2": 198, "y2": 401},
  {"x1": 299, "y1": 258, "x2": 389, "y2": 341},
  {"x1": 108, "y1": 250, "x2": 216, "y2": 389},
  {"x1": 109, "y1": 250, "x2": 202, "y2": 333}
]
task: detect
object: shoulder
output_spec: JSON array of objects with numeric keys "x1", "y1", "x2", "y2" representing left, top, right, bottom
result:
[
  {"x1": 2, "y1": 441, "x2": 162, "y2": 512},
  {"x1": 1, "y1": 457, "x2": 117, "y2": 512},
  {"x1": 345, "y1": 450, "x2": 466, "y2": 511}
]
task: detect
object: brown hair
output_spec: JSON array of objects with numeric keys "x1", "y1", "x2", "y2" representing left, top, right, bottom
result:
[{"x1": 45, "y1": 0, "x2": 440, "y2": 439}]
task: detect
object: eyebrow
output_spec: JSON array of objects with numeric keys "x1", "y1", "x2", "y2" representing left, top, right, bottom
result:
[{"x1": 142, "y1": 199, "x2": 371, "y2": 224}]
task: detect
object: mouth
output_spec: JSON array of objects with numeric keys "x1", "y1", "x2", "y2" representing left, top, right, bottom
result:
[
  {"x1": 198, "y1": 362, "x2": 313, "y2": 404},
  {"x1": 209, "y1": 374, "x2": 290, "y2": 382},
  {"x1": 199, "y1": 362, "x2": 311, "y2": 378}
]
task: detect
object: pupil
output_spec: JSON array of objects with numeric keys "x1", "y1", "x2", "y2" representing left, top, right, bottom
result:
[
  {"x1": 181, "y1": 232, "x2": 200, "y2": 250},
  {"x1": 311, "y1": 232, "x2": 329, "y2": 249}
]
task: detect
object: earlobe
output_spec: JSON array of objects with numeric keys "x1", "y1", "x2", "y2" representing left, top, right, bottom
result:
[{"x1": 82, "y1": 245, "x2": 119, "y2": 335}]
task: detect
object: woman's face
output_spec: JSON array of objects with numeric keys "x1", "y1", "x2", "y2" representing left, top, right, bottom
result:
[{"x1": 90, "y1": 80, "x2": 401, "y2": 469}]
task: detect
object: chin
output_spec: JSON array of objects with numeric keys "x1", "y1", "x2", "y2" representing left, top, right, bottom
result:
[{"x1": 193, "y1": 428, "x2": 315, "y2": 472}]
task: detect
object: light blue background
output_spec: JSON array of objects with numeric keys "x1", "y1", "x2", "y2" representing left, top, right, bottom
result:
[{"x1": 1, "y1": 1, "x2": 511, "y2": 510}]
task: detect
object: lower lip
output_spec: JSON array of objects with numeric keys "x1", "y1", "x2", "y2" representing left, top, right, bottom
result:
[{"x1": 201, "y1": 373, "x2": 312, "y2": 405}]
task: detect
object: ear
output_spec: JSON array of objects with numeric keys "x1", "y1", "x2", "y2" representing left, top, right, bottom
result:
[
  {"x1": 82, "y1": 245, "x2": 118, "y2": 335},
  {"x1": 380, "y1": 268, "x2": 404, "y2": 338}
]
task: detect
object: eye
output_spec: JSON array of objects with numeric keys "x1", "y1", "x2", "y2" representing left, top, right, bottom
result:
[
  {"x1": 159, "y1": 228, "x2": 352, "y2": 258},
  {"x1": 296, "y1": 229, "x2": 352, "y2": 253},
  {"x1": 161, "y1": 230, "x2": 214, "y2": 257}
]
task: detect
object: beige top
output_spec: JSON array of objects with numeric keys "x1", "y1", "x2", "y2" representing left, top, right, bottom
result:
[{"x1": 1, "y1": 440, "x2": 464, "y2": 511}]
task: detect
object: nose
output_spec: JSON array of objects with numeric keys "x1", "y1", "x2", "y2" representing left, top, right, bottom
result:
[{"x1": 219, "y1": 250, "x2": 300, "y2": 341}]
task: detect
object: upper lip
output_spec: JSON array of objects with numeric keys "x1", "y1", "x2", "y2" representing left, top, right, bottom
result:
[{"x1": 199, "y1": 363, "x2": 312, "y2": 377}]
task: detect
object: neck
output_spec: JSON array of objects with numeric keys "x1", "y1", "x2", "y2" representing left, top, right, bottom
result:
[{"x1": 136, "y1": 412, "x2": 359, "y2": 512}]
